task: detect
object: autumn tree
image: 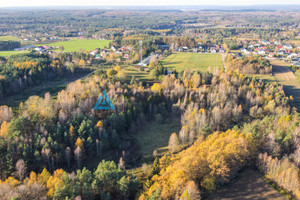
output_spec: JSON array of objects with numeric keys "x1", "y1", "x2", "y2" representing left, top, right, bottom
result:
[
  {"x1": 15, "y1": 159, "x2": 27, "y2": 181},
  {"x1": 168, "y1": 133, "x2": 179, "y2": 153}
]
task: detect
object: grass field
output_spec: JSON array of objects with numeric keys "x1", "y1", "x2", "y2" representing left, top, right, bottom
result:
[
  {"x1": 133, "y1": 118, "x2": 181, "y2": 161},
  {"x1": 270, "y1": 59, "x2": 300, "y2": 111},
  {"x1": 124, "y1": 66, "x2": 151, "y2": 81},
  {"x1": 0, "y1": 36, "x2": 20, "y2": 41},
  {"x1": 290, "y1": 39, "x2": 300, "y2": 46},
  {"x1": 249, "y1": 74, "x2": 277, "y2": 84},
  {"x1": 0, "y1": 50, "x2": 29, "y2": 57},
  {"x1": 41, "y1": 39, "x2": 111, "y2": 52},
  {"x1": 162, "y1": 53, "x2": 223, "y2": 72}
]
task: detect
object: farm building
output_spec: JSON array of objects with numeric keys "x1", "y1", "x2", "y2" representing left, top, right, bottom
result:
[
  {"x1": 158, "y1": 45, "x2": 170, "y2": 50},
  {"x1": 14, "y1": 45, "x2": 36, "y2": 51},
  {"x1": 135, "y1": 55, "x2": 151, "y2": 67}
]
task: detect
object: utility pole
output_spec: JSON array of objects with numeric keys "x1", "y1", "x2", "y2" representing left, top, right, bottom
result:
[{"x1": 139, "y1": 40, "x2": 143, "y2": 62}]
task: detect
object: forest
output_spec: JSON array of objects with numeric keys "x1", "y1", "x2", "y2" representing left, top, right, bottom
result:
[
  {"x1": 225, "y1": 55, "x2": 273, "y2": 74},
  {"x1": 0, "y1": 52, "x2": 92, "y2": 99},
  {"x1": 0, "y1": 65, "x2": 299, "y2": 199},
  {"x1": 0, "y1": 5, "x2": 300, "y2": 200},
  {"x1": 0, "y1": 41, "x2": 20, "y2": 51}
]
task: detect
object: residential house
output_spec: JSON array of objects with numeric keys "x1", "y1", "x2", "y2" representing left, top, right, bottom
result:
[
  {"x1": 34, "y1": 47, "x2": 43, "y2": 51},
  {"x1": 136, "y1": 55, "x2": 151, "y2": 67},
  {"x1": 287, "y1": 53, "x2": 298, "y2": 59},
  {"x1": 248, "y1": 44, "x2": 254, "y2": 48},
  {"x1": 274, "y1": 41, "x2": 281, "y2": 45},
  {"x1": 111, "y1": 45, "x2": 117, "y2": 51},
  {"x1": 42, "y1": 46, "x2": 51, "y2": 50},
  {"x1": 261, "y1": 40, "x2": 270, "y2": 45},
  {"x1": 100, "y1": 50, "x2": 109, "y2": 57},
  {"x1": 268, "y1": 52, "x2": 275, "y2": 58},
  {"x1": 158, "y1": 45, "x2": 170, "y2": 50},
  {"x1": 210, "y1": 47, "x2": 216, "y2": 53},
  {"x1": 90, "y1": 50, "x2": 98, "y2": 56},
  {"x1": 283, "y1": 44, "x2": 293, "y2": 50},
  {"x1": 258, "y1": 50, "x2": 266, "y2": 55},
  {"x1": 14, "y1": 45, "x2": 36, "y2": 51},
  {"x1": 124, "y1": 54, "x2": 129, "y2": 59},
  {"x1": 182, "y1": 47, "x2": 189, "y2": 52},
  {"x1": 219, "y1": 48, "x2": 226, "y2": 53},
  {"x1": 292, "y1": 58, "x2": 300, "y2": 65},
  {"x1": 292, "y1": 62, "x2": 300, "y2": 67}
]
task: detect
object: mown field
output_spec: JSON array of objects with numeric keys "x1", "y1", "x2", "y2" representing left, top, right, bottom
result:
[
  {"x1": 0, "y1": 36, "x2": 20, "y2": 41},
  {"x1": 124, "y1": 53, "x2": 223, "y2": 82},
  {"x1": 41, "y1": 39, "x2": 111, "y2": 52},
  {"x1": 0, "y1": 50, "x2": 29, "y2": 57},
  {"x1": 161, "y1": 53, "x2": 223, "y2": 72},
  {"x1": 270, "y1": 59, "x2": 300, "y2": 111},
  {"x1": 0, "y1": 39, "x2": 111, "y2": 56}
]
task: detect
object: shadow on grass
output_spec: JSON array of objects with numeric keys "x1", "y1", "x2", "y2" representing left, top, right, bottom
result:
[{"x1": 282, "y1": 85, "x2": 300, "y2": 111}]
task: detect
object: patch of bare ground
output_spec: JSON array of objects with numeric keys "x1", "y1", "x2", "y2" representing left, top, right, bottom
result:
[{"x1": 207, "y1": 169, "x2": 287, "y2": 200}]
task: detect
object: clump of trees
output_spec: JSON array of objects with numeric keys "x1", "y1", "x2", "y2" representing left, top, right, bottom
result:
[
  {"x1": 141, "y1": 69, "x2": 296, "y2": 199},
  {"x1": 258, "y1": 153, "x2": 300, "y2": 199},
  {"x1": 0, "y1": 41, "x2": 20, "y2": 51},
  {"x1": 0, "y1": 66, "x2": 297, "y2": 200},
  {"x1": 225, "y1": 55, "x2": 272, "y2": 74},
  {"x1": 140, "y1": 130, "x2": 256, "y2": 200},
  {"x1": 0, "y1": 160, "x2": 138, "y2": 200},
  {"x1": 0, "y1": 53, "x2": 90, "y2": 99}
]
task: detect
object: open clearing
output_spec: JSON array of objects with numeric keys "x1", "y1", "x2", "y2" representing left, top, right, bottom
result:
[
  {"x1": 247, "y1": 74, "x2": 277, "y2": 84},
  {"x1": 271, "y1": 59, "x2": 300, "y2": 110},
  {"x1": 124, "y1": 53, "x2": 223, "y2": 82},
  {"x1": 124, "y1": 66, "x2": 151, "y2": 81},
  {"x1": 0, "y1": 72, "x2": 92, "y2": 111},
  {"x1": 0, "y1": 36, "x2": 20, "y2": 41},
  {"x1": 0, "y1": 39, "x2": 111, "y2": 56},
  {"x1": 207, "y1": 169, "x2": 287, "y2": 200},
  {"x1": 162, "y1": 53, "x2": 223, "y2": 72},
  {"x1": 0, "y1": 50, "x2": 29, "y2": 57},
  {"x1": 40, "y1": 39, "x2": 111, "y2": 52},
  {"x1": 133, "y1": 118, "x2": 181, "y2": 161}
]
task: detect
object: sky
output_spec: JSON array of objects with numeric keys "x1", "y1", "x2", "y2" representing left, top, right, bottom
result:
[{"x1": 0, "y1": 0, "x2": 299, "y2": 7}]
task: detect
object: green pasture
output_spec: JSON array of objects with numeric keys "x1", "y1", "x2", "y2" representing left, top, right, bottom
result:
[{"x1": 162, "y1": 53, "x2": 223, "y2": 72}]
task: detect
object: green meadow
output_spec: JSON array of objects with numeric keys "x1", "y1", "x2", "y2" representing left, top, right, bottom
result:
[
  {"x1": 0, "y1": 50, "x2": 29, "y2": 57},
  {"x1": 0, "y1": 39, "x2": 111, "y2": 56},
  {"x1": 41, "y1": 39, "x2": 111, "y2": 52},
  {"x1": 162, "y1": 53, "x2": 223, "y2": 72},
  {"x1": 0, "y1": 36, "x2": 20, "y2": 41}
]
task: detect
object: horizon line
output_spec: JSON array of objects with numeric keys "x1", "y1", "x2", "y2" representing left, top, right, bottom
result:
[{"x1": 1, "y1": 4, "x2": 300, "y2": 8}]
